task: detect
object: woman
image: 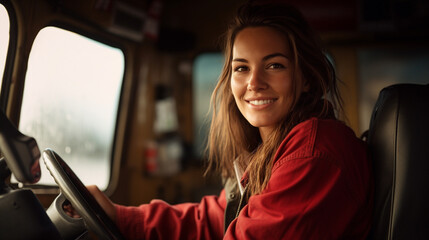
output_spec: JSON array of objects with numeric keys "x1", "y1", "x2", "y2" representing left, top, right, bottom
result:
[{"x1": 88, "y1": 2, "x2": 373, "y2": 239}]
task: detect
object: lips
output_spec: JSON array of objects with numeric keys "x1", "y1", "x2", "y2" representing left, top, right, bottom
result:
[
  {"x1": 245, "y1": 97, "x2": 277, "y2": 106},
  {"x1": 248, "y1": 99, "x2": 274, "y2": 105}
]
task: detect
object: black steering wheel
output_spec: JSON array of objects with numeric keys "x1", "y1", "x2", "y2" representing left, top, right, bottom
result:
[{"x1": 42, "y1": 148, "x2": 125, "y2": 240}]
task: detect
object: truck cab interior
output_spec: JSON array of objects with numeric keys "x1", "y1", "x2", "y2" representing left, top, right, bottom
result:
[{"x1": 0, "y1": 0, "x2": 428, "y2": 239}]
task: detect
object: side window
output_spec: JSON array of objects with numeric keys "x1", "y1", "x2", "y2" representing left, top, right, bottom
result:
[
  {"x1": 19, "y1": 26, "x2": 125, "y2": 191},
  {"x1": 192, "y1": 53, "x2": 224, "y2": 158},
  {"x1": 0, "y1": 3, "x2": 10, "y2": 93}
]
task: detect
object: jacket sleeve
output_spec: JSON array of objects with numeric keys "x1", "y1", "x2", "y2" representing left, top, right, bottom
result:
[
  {"x1": 115, "y1": 190, "x2": 226, "y2": 240},
  {"x1": 224, "y1": 153, "x2": 371, "y2": 240}
]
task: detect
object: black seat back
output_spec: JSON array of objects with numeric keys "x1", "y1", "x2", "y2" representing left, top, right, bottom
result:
[{"x1": 367, "y1": 84, "x2": 429, "y2": 239}]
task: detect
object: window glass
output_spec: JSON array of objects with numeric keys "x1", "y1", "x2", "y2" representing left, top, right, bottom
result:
[
  {"x1": 192, "y1": 53, "x2": 224, "y2": 158},
  {"x1": 19, "y1": 27, "x2": 124, "y2": 190},
  {"x1": 0, "y1": 4, "x2": 10, "y2": 93}
]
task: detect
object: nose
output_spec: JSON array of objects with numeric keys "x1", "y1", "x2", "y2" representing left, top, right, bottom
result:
[{"x1": 247, "y1": 68, "x2": 267, "y2": 91}]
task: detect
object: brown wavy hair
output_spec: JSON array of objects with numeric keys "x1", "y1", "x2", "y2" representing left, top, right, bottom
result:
[{"x1": 206, "y1": 2, "x2": 343, "y2": 196}]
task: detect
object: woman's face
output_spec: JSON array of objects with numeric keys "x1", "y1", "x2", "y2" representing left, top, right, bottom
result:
[{"x1": 231, "y1": 26, "x2": 307, "y2": 141}]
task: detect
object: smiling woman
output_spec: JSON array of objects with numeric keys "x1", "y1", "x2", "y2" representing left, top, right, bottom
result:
[
  {"x1": 204, "y1": 3, "x2": 372, "y2": 238},
  {"x1": 79, "y1": 2, "x2": 373, "y2": 239}
]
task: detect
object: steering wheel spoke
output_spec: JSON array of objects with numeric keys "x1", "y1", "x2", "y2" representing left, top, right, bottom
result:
[{"x1": 43, "y1": 148, "x2": 124, "y2": 240}]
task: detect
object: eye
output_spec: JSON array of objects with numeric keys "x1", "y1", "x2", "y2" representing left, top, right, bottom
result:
[
  {"x1": 267, "y1": 63, "x2": 285, "y2": 69},
  {"x1": 233, "y1": 66, "x2": 249, "y2": 72}
]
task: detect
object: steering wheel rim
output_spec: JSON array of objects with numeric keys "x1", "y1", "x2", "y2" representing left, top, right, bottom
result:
[{"x1": 42, "y1": 148, "x2": 125, "y2": 240}]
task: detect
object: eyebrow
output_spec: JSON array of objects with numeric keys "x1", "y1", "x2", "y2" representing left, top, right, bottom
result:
[
  {"x1": 232, "y1": 53, "x2": 289, "y2": 63},
  {"x1": 263, "y1": 53, "x2": 289, "y2": 61}
]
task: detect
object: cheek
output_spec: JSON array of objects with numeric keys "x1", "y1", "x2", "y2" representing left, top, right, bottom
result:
[
  {"x1": 230, "y1": 78, "x2": 242, "y2": 100},
  {"x1": 277, "y1": 74, "x2": 295, "y2": 96}
]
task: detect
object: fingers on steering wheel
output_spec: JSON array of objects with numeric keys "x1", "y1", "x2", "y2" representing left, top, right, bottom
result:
[{"x1": 86, "y1": 185, "x2": 116, "y2": 221}]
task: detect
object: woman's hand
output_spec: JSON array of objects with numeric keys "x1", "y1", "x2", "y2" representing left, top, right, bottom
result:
[
  {"x1": 86, "y1": 185, "x2": 117, "y2": 221},
  {"x1": 63, "y1": 185, "x2": 116, "y2": 222}
]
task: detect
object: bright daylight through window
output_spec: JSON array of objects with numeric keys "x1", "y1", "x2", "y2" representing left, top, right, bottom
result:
[
  {"x1": 0, "y1": 4, "x2": 10, "y2": 93},
  {"x1": 19, "y1": 26, "x2": 124, "y2": 190}
]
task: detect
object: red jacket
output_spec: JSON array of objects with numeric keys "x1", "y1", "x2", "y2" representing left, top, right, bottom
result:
[{"x1": 115, "y1": 118, "x2": 373, "y2": 239}]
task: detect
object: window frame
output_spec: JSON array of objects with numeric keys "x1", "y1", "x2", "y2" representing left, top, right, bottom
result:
[
  {"x1": 16, "y1": 21, "x2": 131, "y2": 196},
  {"x1": 0, "y1": 0, "x2": 18, "y2": 111}
]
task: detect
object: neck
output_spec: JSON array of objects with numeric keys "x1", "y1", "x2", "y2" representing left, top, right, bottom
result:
[{"x1": 259, "y1": 126, "x2": 274, "y2": 143}]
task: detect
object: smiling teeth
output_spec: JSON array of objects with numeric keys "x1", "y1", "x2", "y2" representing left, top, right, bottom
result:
[{"x1": 249, "y1": 99, "x2": 274, "y2": 105}]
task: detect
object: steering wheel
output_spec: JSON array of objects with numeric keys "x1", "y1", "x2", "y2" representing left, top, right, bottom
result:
[{"x1": 42, "y1": 148, "x2": 125, "y2": 240}]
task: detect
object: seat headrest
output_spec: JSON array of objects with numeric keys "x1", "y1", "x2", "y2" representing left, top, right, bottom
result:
[{"x1": 367, "y1": 83, "x2": 429, "y2": 239}]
